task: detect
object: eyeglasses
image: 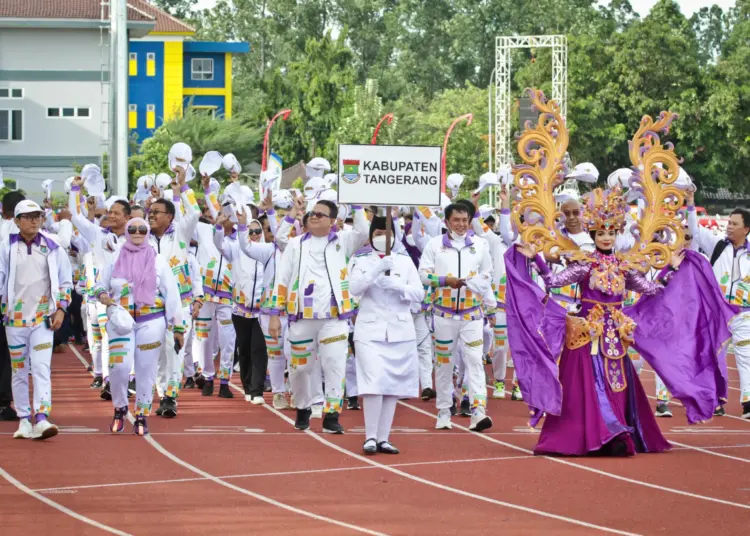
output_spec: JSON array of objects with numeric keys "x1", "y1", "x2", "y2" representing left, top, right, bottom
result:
[
  {"x1": 562, "y1": 210, "x2": 581, "y2": 217},
  {"x1": 127, "y1": 225, "x2": 149, "y2": 235},
  {"x1": 248, "y1": 228, "x2": 263, "y2": 236},
  {"x1": 309, "y1": 211, "x2": 331, "y2": 219},
  {"x1": 19, "y1": 213, "x2": 42, "y2": 221},
  {"x1": 149, "y1": 210, "x2": 168, "y2": 216}
]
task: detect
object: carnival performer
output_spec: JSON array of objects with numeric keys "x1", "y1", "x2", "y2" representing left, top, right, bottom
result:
[
  {"x1": 0, "y1": 200, "x2": 73, "y2": 440},
  {"x1": 96, "y1": 218, "x2": 184, "y2": 436},
  {"x1": 350, "y1": 215, "x2": 424, "y2": 454}
]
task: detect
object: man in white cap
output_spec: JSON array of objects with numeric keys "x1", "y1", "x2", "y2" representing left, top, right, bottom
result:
[{"x1": 0, "y1": 200, "x2": 73, "y2": 440}]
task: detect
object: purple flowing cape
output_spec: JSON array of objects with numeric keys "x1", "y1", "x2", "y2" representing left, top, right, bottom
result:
[{"x1": 504, "y1": 247, "x2": 737, "y2": 424}]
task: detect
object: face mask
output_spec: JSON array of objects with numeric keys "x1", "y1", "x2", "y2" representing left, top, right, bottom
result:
[
  {"x1": 371, "y1": 234, "x2": 392, "y2": 252},
  {"x1": 450, "y1": 229, "x2": 467, "y2": 241}
]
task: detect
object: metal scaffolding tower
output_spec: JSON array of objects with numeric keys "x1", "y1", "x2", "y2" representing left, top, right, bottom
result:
[{"x1": 492, "y1": 35, "x2": 568, "y2": 172}]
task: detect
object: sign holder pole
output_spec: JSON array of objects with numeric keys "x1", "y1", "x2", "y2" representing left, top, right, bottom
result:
[{"x1": 385, "y1": 205, "x2": 392, "y2": 275}]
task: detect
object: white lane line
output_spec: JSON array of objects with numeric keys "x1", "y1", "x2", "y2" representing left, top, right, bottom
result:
[
  {"x1": 68, "y1": 346, "x2": 387, "y2": 536},
  {"x1": 0, "y1": 466, "x2": 131, "y2": 536},
  {"x1": 401, "y1": 401, "x2": 750, "y2": 510},
  {"x1": 235, "y1": 384, "x2": 641, "y2": 536},
  {"x1": 668, "y1": 441, "x2": 750, "y2": 463}
]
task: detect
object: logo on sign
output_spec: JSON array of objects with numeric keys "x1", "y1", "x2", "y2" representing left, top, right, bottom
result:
[{"x1": 342, "y1": 159, "x2": 360, "y2": 184}]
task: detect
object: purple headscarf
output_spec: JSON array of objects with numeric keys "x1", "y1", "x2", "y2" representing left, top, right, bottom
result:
[{"x1": 112, "y1": 217, "x2": 157, "y2": 308}]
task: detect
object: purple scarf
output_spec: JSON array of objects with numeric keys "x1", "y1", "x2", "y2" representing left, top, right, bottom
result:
[{"x1": 112, "y1": 217, "x2": 157, "y2": 308}]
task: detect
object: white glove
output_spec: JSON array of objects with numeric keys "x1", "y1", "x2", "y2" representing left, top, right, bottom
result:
[
  {"x1": 377, "y1": 255, "x2": 394, "y2": 274},
  {"x1": 377, "y1": 274, "x2": 405, "y2": 293}
]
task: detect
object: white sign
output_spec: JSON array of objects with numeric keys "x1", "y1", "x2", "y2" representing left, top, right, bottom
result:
[{"x1": 337, "y1": 144, "x2": 442, "y2": 206}]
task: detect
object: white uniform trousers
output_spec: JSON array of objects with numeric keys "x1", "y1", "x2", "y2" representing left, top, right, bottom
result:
[
  {"x1": 109, "y1": 318, "x2": 166, "y2": 416},
  {"x1": 491, "y1": 311, "x2": 509, "y2": 382},
  {"x1": 345, "y1": 348, "x2": 358, "y2": 397},
  {"x1": 433, "y1": 316, "x2": 487, "y2": 416},
  {"x1": 87, "y1": 302, "x2": 110, "y2": 378},
  {"x1": 157, "y1": 305, "x2": 192, "y2": 400},
  {"x1": 260, "y1": 314, "x2": 287, "y2": 394},
  {"x1": 183, "y1": 324, "x2": 197, "y2": 378},
  {"x1": 7, "y1": 323, "x2": 54, "y2": 419},
  {"x1": 287, "y1": 318, "x2": 349, "y2": 412},
  {"x1": 412, "y1": 312, "x2": 433, "y2": 390},
  {"x1": 730, "y1": 313, "x2": 750, "y2": 404},
  {"x1": 196, "y1": 302, "x2": 235, "y2": 381}
]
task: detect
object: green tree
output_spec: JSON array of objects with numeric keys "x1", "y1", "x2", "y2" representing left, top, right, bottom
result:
[{"x1": 152, "y1": 0, "x2": 197, "y2": 20}]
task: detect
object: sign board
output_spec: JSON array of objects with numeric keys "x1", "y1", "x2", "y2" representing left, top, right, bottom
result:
[{"x1": 337, "y1": 144, "x2": 442, "y2": 206}]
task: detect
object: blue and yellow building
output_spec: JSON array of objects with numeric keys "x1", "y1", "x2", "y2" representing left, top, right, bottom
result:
[{"x1": 126, "y1": 3, "x2": 249, "y2": 143}]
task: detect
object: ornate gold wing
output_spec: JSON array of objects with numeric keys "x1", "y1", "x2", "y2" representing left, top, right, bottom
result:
[
  {"x1": 511, "y1": 88, "x2": 579, "y2": 260},
  {"x1": 620, "y1": 112, "x2": 685, "y2": 272}
]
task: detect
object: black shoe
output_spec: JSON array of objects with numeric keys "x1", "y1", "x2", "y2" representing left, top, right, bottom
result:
[
  {"x1": 202, "y1": 379, "x2": 214, "y2": 396},
  {"x1": 195, "y1": 374, "x2": 206, "y2": 389},
  {"x1": 420, "y1": 387, "x2": 436, "y2": 401},
  {"x1": 155, "y1": 397, "x2": 167, "y2": 416},
  {"x1": 742, "y1": 402, "x2": 750, "y2": 420},
  {"x1": 263, "y1": 376, "x2": 272, "y2": 392},
  {"x1": 218, "y1": 384, "x2": 234, "y2": 398},
  {"x1": 460, "y1": 398, "x2": 471, "y2": 417},
  {"x1": 347, "y1": 396, "x2": 360, "y2": 410},
  {"x1": 450, "y1": 397, "x2": 458, "y2": 416},
  {"x1": 90, "y1": 376, "x2": 103, "y2": 389},
  {"x1": 183, "y1": 377, "x2": 196, "y2": 389},
  {"x1": 82, "y1": 342, "x2": 90, "y2": 352},
  {"x1": 161, "y1": 396, "x2": 177, "y2": 418},
  {"x1": 0, "y1": 405, "x2": 18, "y2": 421},
  {"x1": 654, "y1": 402, "x2": 672, "y2": 418},
  {"x1": 128, "y1": 378, "x2": 136, "y2": 395},
  {"x1": 484, "y1": 354, "x2": 493, "y2": 365},
  {"x1": 86, "y1": 364, "x2": 93, "y2": 372},
  {"x1": 100, "y1": 382, "x2": 112, "y2": 401},
  {"x1": 322, "y1": 412, "x2": 344, "y2": 434},
  {"x1": 363, "y1": 438, "x2": 377, "y2": 455},
  {"x1": 295, "y1": 408, "x2": 312, "y2": 430},
  {"x1": 714, "y1": 405, "x2": 726, "y2": 417},
  {"x1": 377, "y1": 441, "x2": 400, "y2": 454}
]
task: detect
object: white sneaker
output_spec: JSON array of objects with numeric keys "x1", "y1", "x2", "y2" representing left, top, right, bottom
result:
[
  {"x1": 435, "y1": 409, "x2": 452, "y2": 430},
  {"x1": 244, "y1": 394, "x2": 253, "y2": 402},
  {"x1": 492, "y1": 381, "x2": 505, "y2": 399},
  {"x1": 251, "y1": 396, "x2": 265, "y2": 405},
  {"x1": 311, "y1": 404, "x2": 323, "y2": 419},
  {"x1": 273, "y1": 393, "x2": 291, "y2": 410},
  {"x1": 32, "y1": 419, "x2": 58, "y2": 440},
  {"x1": 13, "y1": 419, "x2": 33, "y2": 439},
  {"x1": 469, "y1": 413, "x2": 493, "y2": 432}
]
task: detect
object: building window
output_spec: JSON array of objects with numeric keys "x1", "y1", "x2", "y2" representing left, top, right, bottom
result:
[
  {"x1": 0, "y1": 88, "x2": 23, "y2": 99},
  {"x1": 191, "y1": 58, "x2": 214, "y2": 80},
  {"x1": 62, "y1": 108, "x2": 75, "y2": 117},
  {"x1": 190, "y1": 106, "x2": 216, "y2": 118},
  {"x1": 128, "y1": 104, "x2": 137, "y2": 129},
  {"x1": 77, "y1": 108, "x2": 90, "y2": 117},
  {"x1": 146, "y1": 104, "x2": 156, "y2": 129},
  {"x1": 147, "y1": 52, "x2": 155, "y2": 61},
  {"x1": 129, "y1": 52, "x2": 138, "y2": 76},
  {"x1": 146, "y1": 52, "x2": 156, "y2": 77},
  {"x1": 47, "y1": 108, "x2": 60, "y2": 117},
  {"x1": 0, "y1": 110, "x2": 23, "y2": 141},
  {"x1": 47, "y1": 107, "x2": 90, "y2": 118}
]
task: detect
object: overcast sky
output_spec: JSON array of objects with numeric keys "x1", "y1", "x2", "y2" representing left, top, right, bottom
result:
[{"x1": 194, "y1": 0, "x2": 737, "y2": 17}]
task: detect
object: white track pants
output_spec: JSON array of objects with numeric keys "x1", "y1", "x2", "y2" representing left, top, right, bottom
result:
[
  {"x1": 433, "y1": 316, "x2": 487, "y2": 415},
  {"x1": 261, "y1": 314, "x2": 287, "y2": 394},
  {"x1": 7, "y1": 324, "x2": 54, "y2": 419},
  {"x1": 287, "y1": 319, "x2": 349, "y2": 412},
  {"x1": 109, "y1": 318, "x2": 166, "y2": 416},
  {"x1": 196, "y1": 302, "x2": 235, "y2": 381},
  {"x1": 157, "y1": 305, "x2": 192, "y2": 400},
  {"x1": 731, "y1": 313, "x2": 750, "y2": 404},
  {"x1": 412, "y1": 312, "x2": 433, "y2": 390}
]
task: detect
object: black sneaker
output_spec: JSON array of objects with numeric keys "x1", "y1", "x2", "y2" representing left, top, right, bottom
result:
[
  {"x1": 420, "y1": 387, "x2": 436, "y2": 401},
  {"x1": 161, "y1": 396, "x2": 177, "y2": 418},
  {"x1": 82, "y1": 342, "x2": 90, "y2": 352},
  {"x1": 86, "y1": 364, "x2": 93, "y2": 372},
  {"x1": 450, "y1": 397, "x2": 458, "y2": 416},
  {"x1": 218, "y1": 384, "x2": 234, "y2": 398},
  {"x1": 484, "y1": 354, "x2": 493, "y2": 365},
  {"x1": 195, "y1": 374, "x2": 206, "y2": 389},
  {"x1": 654, "y1": 402, "x2": 672, "y2": 418},
  {"x1": 155, "y1": 397, "x2": 167, "y2": 416},
  {"x1": 460, "y1": 398, "x2": 471, "y2": 417},
  {"x1": 347, "y1": 396, "x2": 360, "y2": 410},
  {"x1": 100, "y1": 382, "x2": 112, "y2": 401},
  {"x1": 127, "y1": 378, "x2": 136, "y2": 395},
  {"x1": 322, "y1": 412, "x2": 344, "y2": 434},
  {"x1": 714, "y1": 405, "x2": 726, "y2": 417},
  {"x1": 263, "y1": 376, "x2": 272, "y2": 392},
  {"x1": 90, "y1": 376, "x2": 103, "y2": 389},
  {"x1": 742, "y1": 402, "x2": 750, "y2": 420},
  {"x1": 0, "y1": 405, "x2": 18, "y2": 421},
  {"x1": 295, "y1": 408, "x2": 312, "y2": 430},
  {"x1": 183, "y1": 377, "x2": 196, "y2": 389},
  {"x1": 202, "y1": 379, "x2": 214, "y2": 396}
]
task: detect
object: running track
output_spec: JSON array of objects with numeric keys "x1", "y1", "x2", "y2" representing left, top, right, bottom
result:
[{"x1": 1, "y1": 345, "x2": 749, "y2": 535}]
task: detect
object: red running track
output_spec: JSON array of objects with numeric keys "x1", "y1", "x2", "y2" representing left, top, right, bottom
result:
[{"x1": 1, "y1": 345, "x2": 749, "y2": 535}]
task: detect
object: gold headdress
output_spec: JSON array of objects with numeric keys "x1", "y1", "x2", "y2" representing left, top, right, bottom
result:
[
  {"x1": 512, "y1": 88, "x2": 684, "y2": 271},
  {"x1": 580, "y1": 187, "x2": 627, "y2": 232}
]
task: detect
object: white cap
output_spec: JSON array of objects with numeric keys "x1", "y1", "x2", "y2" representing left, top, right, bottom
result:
[
  {"x1": 105, "y1": 195, "x2": 128, "y2": 211},
  {"x1": 446, "y1": 173, "x2": 464, "y2": 196},
  {"x1": 607, "y1": 168, "x2": 632, "y2": 189},
  {"x1": 14, "y1": 200, "x2": 43, "y2": 218},
  {"x1": 222, "y1": 153, "x2": 241, "y2": 174},
  {"x1": 474, "y1": 172, "x2": 500, "y2": 194},
  {"x1": 199, "y1": 151, "x2": 223, "y2": 178},
  {"x1": 566, "y1": 162, "x2": 599, "y2": 184},
  {"x1": 305, "y1": 157, "x2": 331, "y2": 179},
  {"x1": 155, "y1": 173, "x2": 172, "y2": 190},
  {"x1": 82, "y1": 164, "x2": 106, "y2": 196},
  {"x1": 323, "y1": 172, "x2": 338, "y2": 188},
  {"x1": 41, "y1": 179, "x2": 54, "y2": 200},
  {"x1": 497, "y1": 164, "x2": 514, "y2": 186},
  {"x1": 272, "y1": 189, "x2": 293, "y2": 209},
  {"x1": 304, "y1": 176, "x2": 327, "y2": 200},
  {"x1": 168, "y1": 142, "x2": 193, "y2": 170}
]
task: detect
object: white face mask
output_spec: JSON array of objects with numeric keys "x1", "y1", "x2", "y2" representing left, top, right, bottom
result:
[
  {"x1": 449, "y1": 228, "x2": 467, "y2": 241},
  {"x1": 371, "y1": 234, "x2": 392, "y2": 252}
]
